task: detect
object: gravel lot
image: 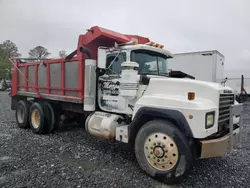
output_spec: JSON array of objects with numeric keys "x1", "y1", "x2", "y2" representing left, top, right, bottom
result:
[{"x1": 0, "y1": 91, "x2": 250, "y2": 188}]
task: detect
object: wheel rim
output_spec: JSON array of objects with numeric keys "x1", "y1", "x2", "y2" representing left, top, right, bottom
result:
[
  {"x1": 31, "y1": 109, "x2": 40, "y2": 129},
  {"x1": 144, "y1": 132, "x2": 179, "y2": 171},
  {"x1": 17, "y1": 106, "x2": 25, "y2": 123}
]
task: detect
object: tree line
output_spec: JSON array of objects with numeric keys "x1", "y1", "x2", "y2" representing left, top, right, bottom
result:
[{"x1": 0, "y1": 40, "x2": 67, "y2": 80}]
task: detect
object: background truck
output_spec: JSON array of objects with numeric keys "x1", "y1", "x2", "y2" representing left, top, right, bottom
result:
[
  {"x1": 168, "y1": 50, "x2": 250, "y2": 103},
  {"x1": 9, "y1": 26, "x2": 243, "y2": 184},
  {"x1": 168, "y1": 50, "x2": 225, "y2": 83}
]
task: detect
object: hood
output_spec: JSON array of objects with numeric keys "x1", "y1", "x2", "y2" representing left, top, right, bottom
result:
[{"x1": 144, "y1": 77, "x2": 235, "y2": 105}]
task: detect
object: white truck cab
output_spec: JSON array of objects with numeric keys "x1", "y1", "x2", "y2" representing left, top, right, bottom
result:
[{"x1": 83, "y1": 41, "x2": 243, "y2": 184}]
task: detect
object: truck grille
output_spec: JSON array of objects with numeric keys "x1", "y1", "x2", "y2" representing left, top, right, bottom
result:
[{"x1": 219, "y1": 94, "x2": 234, "y2": 124}]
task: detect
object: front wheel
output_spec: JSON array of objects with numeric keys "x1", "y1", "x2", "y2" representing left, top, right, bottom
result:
[{"x1": 135, "y1": 119, "x2": 194, "y2": 184}]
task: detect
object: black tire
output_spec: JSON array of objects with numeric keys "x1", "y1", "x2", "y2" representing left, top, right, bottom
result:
[
  {"x1": 76, "y1": 114, "x2": 87, "y2": 127},
  {"x1": 43, "y1": 101, "x2": 59, "y2": 133},
  {"x1": 29, "y1": 102, "x2": 48, "y2": 134},
  {"x1": 16, "y1": 100, "x2": 30, "y2": 129},
  {"x1": 27, "y1": 100, "x2": 34, "y2": 107},
  {"x1": 135, "y1": 119, "x2": 193, "y2": 184}
]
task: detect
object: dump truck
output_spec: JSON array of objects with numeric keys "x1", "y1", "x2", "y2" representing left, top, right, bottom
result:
[{"x1": 9, "y1": 26, "x2": 243, "y2": 184}]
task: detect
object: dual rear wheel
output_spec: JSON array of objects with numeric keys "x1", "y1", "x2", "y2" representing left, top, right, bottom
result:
[{"x1": 15, "y1": 100, "x2": 58, "y2": 134}]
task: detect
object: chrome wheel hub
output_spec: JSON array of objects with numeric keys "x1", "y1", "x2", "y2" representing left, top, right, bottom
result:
[
  {"x1": 153, "y1": 146, "x2": 164, "y2": 158},
  {"x1": 17, "y1": 106, "x2": 25, "y2": 123},
  {"x1": 144, "y1": 132, "x2": 178, "y2": 171},
  {"x1": 31, "y1": 109, "x2": 40, "y2": 129}
]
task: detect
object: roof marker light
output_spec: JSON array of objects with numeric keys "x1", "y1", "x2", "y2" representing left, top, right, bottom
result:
[
  {"x1": 150, "y1": 41, "x2": 155, "y2": 46},
  {"x1": 132, "y1": 40, "x2": 138, "y2": 45}
]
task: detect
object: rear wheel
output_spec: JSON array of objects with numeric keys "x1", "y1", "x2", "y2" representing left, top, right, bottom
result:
[
  {"x1": 29, "y1": 102, "x2": 48, "y2": 134},
  {"x1": 43, "y1": 101, "x2": 59, "y2": 133},
  {"x1": 16, "y1": 100, "x2": 30, "y2": 129},
  {"x1": 135, "y1": 119, "x2": 193, "y2": 184}
]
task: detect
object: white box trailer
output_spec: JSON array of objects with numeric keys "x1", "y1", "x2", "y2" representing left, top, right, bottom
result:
[
  {"x1": 168, "y1": 50, "x2": 225, "y2": 84},
  {"x1": 168, "y1": 51, "x2": 250, "y2": 102}
]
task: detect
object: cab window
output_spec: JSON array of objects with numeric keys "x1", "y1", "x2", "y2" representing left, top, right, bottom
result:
[
  {"x1": 131, "y1": 50, "x2": 168, "y2": 75},
  {"x1": 106, "y1": 52, "x2": 126, "y2": 75}
]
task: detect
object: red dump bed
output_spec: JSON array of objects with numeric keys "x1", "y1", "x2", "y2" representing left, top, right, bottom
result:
[
  {"x1": 10, "y1": 26, "x2": 150, "y2": 103},
  {"x1": 10, "y1": 56, "x2": 85, "y2": 103}
]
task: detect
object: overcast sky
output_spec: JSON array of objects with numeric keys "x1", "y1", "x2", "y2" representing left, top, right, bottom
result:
[{"x1": 0, "y1": 0, "x2": 249, "y2": 77}]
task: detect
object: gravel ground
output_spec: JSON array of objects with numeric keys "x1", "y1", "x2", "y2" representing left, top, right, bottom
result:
[{"x1": 0, "y1": 91, "x2": 250, "y2": 188}]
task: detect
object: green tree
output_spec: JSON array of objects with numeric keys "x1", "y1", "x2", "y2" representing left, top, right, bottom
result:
[
  {"x1": 2, "y1": 79, "x2": 8, "y2": 90},
  {"x1": 29, "y1": 46, "x2": 51, "y2": 59},
  {"x1": 0, "y1": 40, "x2": 21, "y2": 80},
  {"x1": 0, "y1": 58, "x2": 11, "y2": 80},
  {"x1": 0, "y1": 40, "x2": 21, "y2": 58}
]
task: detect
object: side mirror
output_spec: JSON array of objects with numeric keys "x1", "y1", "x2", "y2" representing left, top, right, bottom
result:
[{"x1": 97, "y1": 47, "x2": 107, "y2": 69}]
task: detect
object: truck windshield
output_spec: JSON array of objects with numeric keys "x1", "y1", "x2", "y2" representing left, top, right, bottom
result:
[{"x1": 131, "y1": 49, "x2": 168, "y2": 76}]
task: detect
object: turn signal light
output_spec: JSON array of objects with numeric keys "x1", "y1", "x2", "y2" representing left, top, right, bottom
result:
[{"x1": 188, "y1": 92, "x2": 195, "y2": 100}]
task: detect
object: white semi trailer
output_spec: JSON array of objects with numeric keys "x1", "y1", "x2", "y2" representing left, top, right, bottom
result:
[
  {"x1": 168, "y1": 50, "x2": 225, "y2": 83},
  {"x1": 168, "y1": 50, "x2": 249, "y2": 102}
]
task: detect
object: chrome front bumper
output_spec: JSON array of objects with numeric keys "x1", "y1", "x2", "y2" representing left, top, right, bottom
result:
[{"x1": 200, "y1": 103, "x2": 243, "y2": 158}]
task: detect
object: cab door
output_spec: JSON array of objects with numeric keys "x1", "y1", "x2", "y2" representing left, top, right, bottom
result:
[{"x1": 97, "y1": 52, "x2": 131, "y2": 113}]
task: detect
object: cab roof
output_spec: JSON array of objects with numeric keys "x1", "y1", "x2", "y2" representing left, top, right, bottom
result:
[{"x1": 120, "y1": 44, "x2": 173, "y2": 58}]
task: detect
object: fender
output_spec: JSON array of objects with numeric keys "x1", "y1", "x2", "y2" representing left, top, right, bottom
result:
[
  {"x1": 11, "y1": 96, "x2": 24, "y2": 110},
  {"x1": 129, "y1": 107, "x2": 194, "y2": 144}
]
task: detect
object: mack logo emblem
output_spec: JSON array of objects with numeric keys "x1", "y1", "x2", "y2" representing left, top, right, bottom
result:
[{"x1": 224, "y1": 90, "x2": 233, "y2": 94}]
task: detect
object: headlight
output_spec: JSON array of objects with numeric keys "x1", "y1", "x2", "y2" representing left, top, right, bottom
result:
[{"x1": 206, "y1": 111, "x2": 215, "y2": 129}]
